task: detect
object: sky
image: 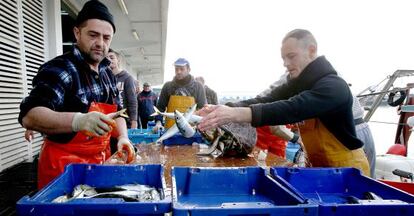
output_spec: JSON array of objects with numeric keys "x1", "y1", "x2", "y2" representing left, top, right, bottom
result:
[{"x1": 164, "y1": 0, "x2": 414, "y2": 97}]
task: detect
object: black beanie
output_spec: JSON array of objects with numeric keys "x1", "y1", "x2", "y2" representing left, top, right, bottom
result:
[{"x1": 75, "y1": 0, "x2": 116, "y2": 33}]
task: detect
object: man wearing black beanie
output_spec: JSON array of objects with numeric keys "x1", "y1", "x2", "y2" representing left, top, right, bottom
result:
[
  {"x1": 75, "y1": 0, "x2": 116, "y2": 33},
  {"x1": 19, "y1": 0, "x2": 134, "y2": 189}
]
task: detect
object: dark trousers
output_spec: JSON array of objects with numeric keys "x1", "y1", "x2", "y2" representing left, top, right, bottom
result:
[{"x1": 139, "y1": 116, "x2": 154, "y2": 129}]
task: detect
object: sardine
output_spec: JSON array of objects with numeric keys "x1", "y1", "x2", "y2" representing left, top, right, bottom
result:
[
  {"x1": 151, "y1": 104, "x2": 202, "y2": 124},
  {"x1": 156, "y1": 124, "x2": 180, "y2": 143},
  {"x1": 196, "y1": 134, "x2": 221, "y2": 155},
  {"x1": 72, "y1": 184, "x2": 97, "y2": 198},
  {"x1": 150, "y1": 106, "x2": 175, "y2": 119},
  {"x1": 155, "y1": 104, "x2": 202, "y2": 143},
  {"x1": 175, "y1": 110, "x2": 196, "y2": 138},
  {"x1": 52, "y1": 184, "x2": 161, "y2": 203}
]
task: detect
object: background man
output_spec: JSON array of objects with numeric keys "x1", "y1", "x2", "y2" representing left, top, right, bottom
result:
[
  {"x1": 195, "y1": 76, "x2": 218, "y2": 105},
  {"x1": 138, "y1": 82, "x2": 158, "y2": 128},
  {"x1": 153, "y1": 58, "x2": 206, "y2": 132},
  {"x1": 107, "y1": 48, "x2": 138, "y2": 129}
]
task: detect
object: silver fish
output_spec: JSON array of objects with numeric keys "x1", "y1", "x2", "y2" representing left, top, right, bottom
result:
[
  {"x1": 72, "y1": 184, "x2": 97, "y2": 198},
  {"x1": 52, "y1": 184, "x2": 161, "y2": 203},
  {"x1": 155, "y1": 104, "x2": 201, "y2": 143},
  {"x1": 151, "y1": 104, "x2": 202, "y2": 124},
  {"x1": 175, "y1": 110, "x2": 196, "y2": 138}
]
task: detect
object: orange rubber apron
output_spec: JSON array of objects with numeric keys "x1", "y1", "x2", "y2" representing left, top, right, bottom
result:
[
  {"x1": 165, "y1": 95, "x2": 195, "y2": 128},
  {"x1": 299, "y1": 118, "x2": 370, "y2": 176},
  {"x1": 256, "y1": 126, "x2": 287, "y2": 158},
  {"x1": 37, "y1": 102, "x2": 117, "y2": 189}
]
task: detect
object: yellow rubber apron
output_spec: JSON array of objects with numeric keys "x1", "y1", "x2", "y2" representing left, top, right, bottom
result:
[
  {"x1": 165, "y1": 95, "x2": 195, "y2": 128},
  {"x1": 299, "y1": 118, "x2": 370, "y2": 176}
]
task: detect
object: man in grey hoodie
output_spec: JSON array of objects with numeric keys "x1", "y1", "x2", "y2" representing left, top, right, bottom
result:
[{"x1": 108, "y1": 49, "x2": 138, "y2": 128}]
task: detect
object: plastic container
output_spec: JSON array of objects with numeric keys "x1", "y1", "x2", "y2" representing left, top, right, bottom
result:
[
  {"x1": 128, "y1": 128, "x2": 160, "y2": 144},
  {"x1": 147, "y1": 121, "x2": 156, "y2": 129},
  {"x1": 285, "y1": 142, "x2": 300, "y2": 162},
  {"x1": 17, "y1": 164, "x2": 171, "y2": 216},
  {"x1": 271, "y1": 167, "x2": 414, "y2": 216},
  {"x1": 172, "y1": 166, "x2": 318, "y2": 216},
  {"x1": 162, "y1": 131, "x2": 204, "y2": 145}
]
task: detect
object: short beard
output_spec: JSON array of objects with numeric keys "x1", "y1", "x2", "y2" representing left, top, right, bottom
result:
[{"x1": 84, "y1": 50, "x2": 105, "y2": 66}]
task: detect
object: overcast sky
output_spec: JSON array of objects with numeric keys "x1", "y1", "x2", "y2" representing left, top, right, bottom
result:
[{"x1": 164, "y1": 0, "x2": 414, "y2": 97}]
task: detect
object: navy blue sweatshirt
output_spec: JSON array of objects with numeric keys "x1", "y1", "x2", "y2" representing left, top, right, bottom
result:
[
  {"x1": 137, "y1": 90, "x2": 158, "y2": 118},
  {"x1": 233, "y1": 56, "x2": 363, "y2": 150}
]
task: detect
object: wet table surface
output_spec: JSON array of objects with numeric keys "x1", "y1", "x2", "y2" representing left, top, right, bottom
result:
[{"x1": 132, "y1": 144, "x2": 292, "y2": 189}]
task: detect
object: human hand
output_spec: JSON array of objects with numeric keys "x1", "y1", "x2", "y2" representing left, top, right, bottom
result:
[
  {"x1": 195, "y1": 104, "x2": 219, "y2": 117},
  {"x1": 197, "y1": 105, "x2": 236, "y2": 131},
  {"x1": 25, "y1": 130, "x2": 34, "y2": 142},
  {"x1": 117, "y1": 136, "x2": 135, "y2": 163},
  {"x1": 71, "y1": 111, "x2": 116, "y2": 137},
  {"x1": 152, "y1": 121, "x2": 164, "y2": 133}
]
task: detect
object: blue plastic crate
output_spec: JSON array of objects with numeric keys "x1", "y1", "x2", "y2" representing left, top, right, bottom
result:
[
  {"x1": 128, "y1": 128, "x2": 160, "y2": 144},
  {"x1": 147, "y1": 121, "x2": 156, "y2": 128},
  {"x1": 271, "y1": 167, "x2": 414, "y2": 216},
  {"x1": 285, "y1": 142, "x2": 300, "y2": 162},
  {"x1": 17, "y1": 164, "x2": 171, "y2": 216},
  {"x1": 172, "y1": 166, "x2": 318, "y2": 216},
  {"x1": 162, "y1": 131, "x2": 204, "y2": 145}
]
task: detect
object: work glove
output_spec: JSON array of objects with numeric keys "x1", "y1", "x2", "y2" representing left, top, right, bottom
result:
[
  {"x1": 269, "y1": 125, "x2": 294, "y2": 141},
  {"x1": 152, "y1": 121, "x2": 164, "y2": 133},
  {"x1": 117, "y1": 136, "x2": 135, "y2": 163},
  {"x1": 72, "y1": 111, "x2": 116, "y2": 137}
]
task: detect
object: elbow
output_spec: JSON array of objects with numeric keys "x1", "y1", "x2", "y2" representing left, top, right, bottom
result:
[
  {"x1": 21, "y1": 109, "x2": 37, "y2": 129},
  {"x1": 21, "y1": 116, "x2": 33, "y2": 129}
]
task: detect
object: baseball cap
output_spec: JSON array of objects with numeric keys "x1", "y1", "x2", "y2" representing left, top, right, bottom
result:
[
  {"x1": 143, "y1": 82, "x2": 150, "y2": 87},
  {"x1": 174, "y1": 58, "x2": 190, "y2": 67}
]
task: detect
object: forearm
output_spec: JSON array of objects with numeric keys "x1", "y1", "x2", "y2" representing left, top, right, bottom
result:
[
  {"x1": 233, "y1": 107, "x2": 252, "y2": 123},
  {"x1": 22, "y1": 107, "x2": 75, "y2": 134},
  {"x1": 115, "y1": 117, "x2": 128, "y2": 138}
]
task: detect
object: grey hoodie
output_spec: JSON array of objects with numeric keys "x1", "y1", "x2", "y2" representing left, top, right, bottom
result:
[{"x1": 115, "y1": 70, "x2": 137, "y2": 123}]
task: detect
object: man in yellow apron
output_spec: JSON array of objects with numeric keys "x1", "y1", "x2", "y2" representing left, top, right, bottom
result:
[
  {"x1": 198, "y1": 29, "x2": 370, "y2": 176},
  {"x1": 153, "y1": 58, "x2": 207, "y2": 132}
]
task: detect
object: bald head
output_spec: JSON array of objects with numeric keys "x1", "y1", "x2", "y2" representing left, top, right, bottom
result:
[
  {"x1": 281, "y1": 29, "x2": 318, "y2": 79},
  {"x1": 283, "y1": 29, "x2": 317, "y2": 54}
]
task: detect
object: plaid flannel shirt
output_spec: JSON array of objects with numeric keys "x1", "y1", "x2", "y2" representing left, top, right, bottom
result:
[{"x1": 19, "y1": 46, "x2": 120, "y2": 143}]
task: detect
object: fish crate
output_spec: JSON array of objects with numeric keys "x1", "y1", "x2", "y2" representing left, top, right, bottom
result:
[
  {"x1": 270, "y1": 167, "x2": 414, "y2": 216},
  {"x1": 285, "y1": 142, "x2": 301, "y2": 162},
  {"x1": 17, "y1": 164, "x2": 171, "y2": 216},
  {"x1": 172, "y1": 166, "x2": 318, "y2": 216},
  {"x1": 128, "y1": 128, "x2": 160, "y2": 144},
  {"x1": 162, "y1": 131, "x2": 204, "y2": 145}
]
